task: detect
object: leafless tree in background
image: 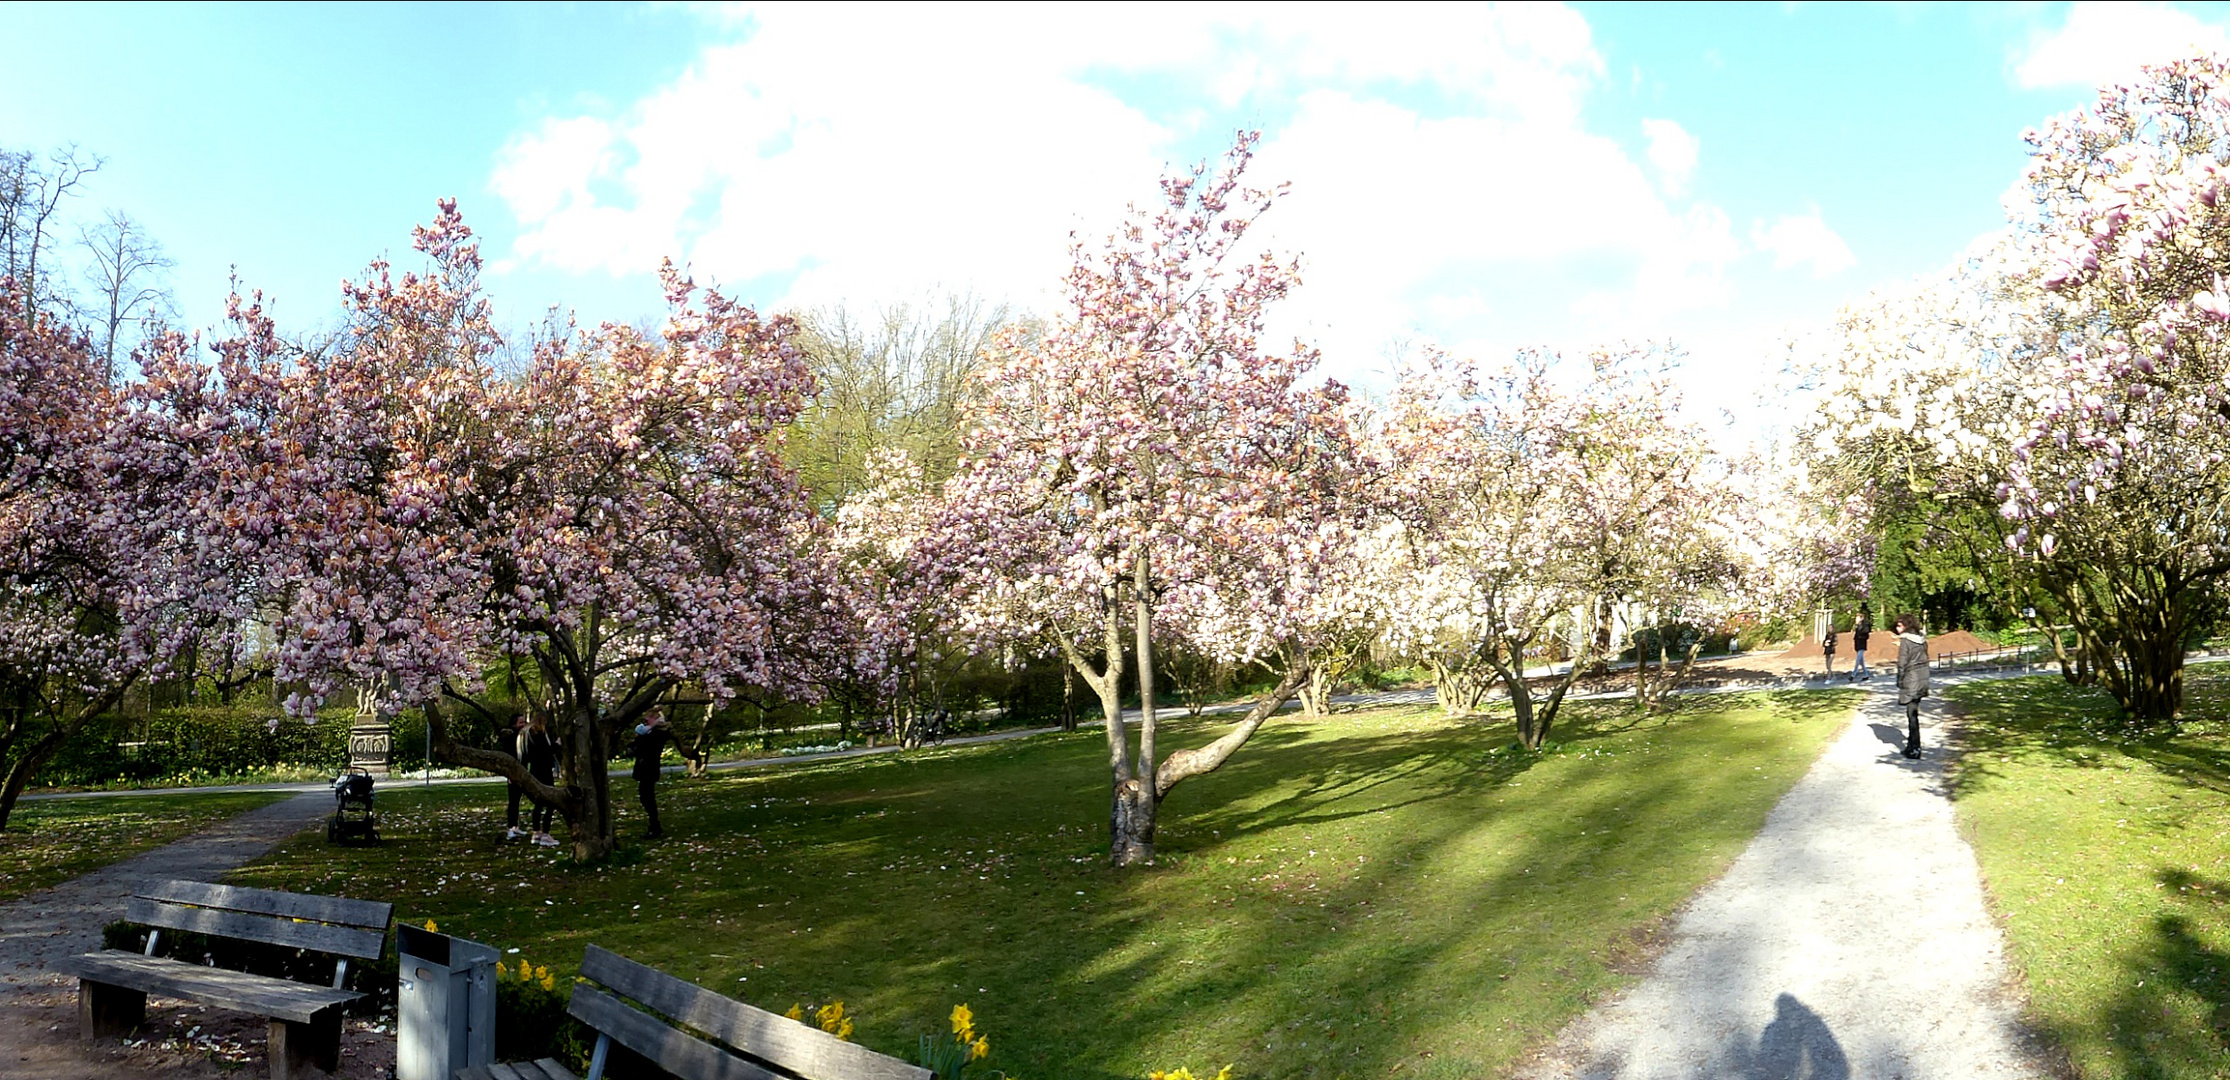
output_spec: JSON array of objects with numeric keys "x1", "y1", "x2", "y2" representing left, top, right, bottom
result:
[
  {"x1": 79, "y1": 208, "x2": 173, "y2": 381},
  {"x1": 0, "y1": 146, "x2": 101, "y2": 320}
]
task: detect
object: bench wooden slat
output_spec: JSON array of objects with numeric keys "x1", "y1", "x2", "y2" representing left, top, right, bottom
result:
[
  {"x1": 139, "y1": 879, "x2": 393, "y2": 932},
  {"x1": 56, "y1": 951, "x2": 358, "y2": 1024},
  {"x1": 458, "y1": 1065, "x2": 569, "y2": 1080},
  {"x1": 127, "y1": 896, "x2": 388, "y2": 961},
  {"x1": 569, "y1": 985, "x2": 784, "y2": 1080},
  {"x1": 468, "y1": 1060, "x2": 578, "y2": 1080},
  {"x1": 579, "y1": 946, "x2": 930, "y2": 1080}
]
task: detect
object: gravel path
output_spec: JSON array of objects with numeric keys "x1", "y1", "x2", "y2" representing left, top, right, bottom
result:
[
  {"x1": 1520, "y1": 677, "x2": 2057, "y2": 1080},
  {"x1": 0, "y1": 791, "x2": 330, "y2": 994}
]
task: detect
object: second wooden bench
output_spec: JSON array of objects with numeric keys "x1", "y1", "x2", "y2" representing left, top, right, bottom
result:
[{"x1": 459, "y1": 944, "x2": 929, "y2": 1080}]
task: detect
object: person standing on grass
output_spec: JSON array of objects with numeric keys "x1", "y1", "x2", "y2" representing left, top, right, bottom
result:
[
  {"x1": 1822, "y1": 621, "x2": 1838, "y2": 676},
  {"x1": 1850, "y1": 605, "x2": 1873, "y2": 682},
  {"x1": 521, "y1": 710, "x2": 561, "y2": 847},
  {"x1": 501, "y1": 714, "x2": 528, "y2": 841},
  {"x1": 1896, "y1": 614, "x2": 1930, "y2": 759},
  {"x1": 632, "y1": 711, "x2": 674, "y2": 840}
]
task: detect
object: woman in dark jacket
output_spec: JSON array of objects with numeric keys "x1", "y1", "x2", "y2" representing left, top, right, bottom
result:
[
  {"x1": 631, "y1": 712, "x2": 673, "y2": 840},
  {"x1": 521, "y1": 712, "x2": 560, "y2": 846},
  {"x1": 1895, "y1": 614, "x2": 1929, "y2": 759}
]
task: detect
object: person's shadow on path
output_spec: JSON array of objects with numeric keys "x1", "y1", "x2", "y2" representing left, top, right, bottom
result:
[{"x1": 1730, "y1": 993, "x2": 1850, "y2": 1080}]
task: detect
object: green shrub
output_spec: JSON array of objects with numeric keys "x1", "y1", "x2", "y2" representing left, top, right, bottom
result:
[
  {"x1": 1627, "y1": 622, "x2": 1734, "y2": 662},
  {"x1": 44, "y1": 706, "x2": 354, "y2": 788}
]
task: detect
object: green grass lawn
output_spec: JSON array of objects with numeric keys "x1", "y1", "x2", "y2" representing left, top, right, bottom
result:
[
  {"x1": 231, "y1": 691, "x2": 1855, "y2": 1079},
  {"x1": 1951, "y1": 662, "x2": 2230, "y2": 1080},
  {"x1": 0, "y1": 790, "x2": 292, "y2": 902}
]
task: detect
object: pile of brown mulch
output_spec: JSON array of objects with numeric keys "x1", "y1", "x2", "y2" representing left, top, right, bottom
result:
[
  {"x1": 1925, "y1": 629, "x2": 1995, "y2": 657},
  {"x1": 1780, "y1": 629, "x2": 2001, "y2": 661}
]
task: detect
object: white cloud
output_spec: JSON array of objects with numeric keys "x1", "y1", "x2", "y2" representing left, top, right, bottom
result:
[
  {"x1": 2015, "y1": 2, "x2": 2230, "y2": 90},
  {"x1": 488, "y1": 4, "x2": 1759, "y2": 378},
  {"x1": 1752, "y1": 212, "x2": 1855, "y2": 278},
  {"x1": 1641, "y1": 118, "x2": 1699, "y2": 197}
]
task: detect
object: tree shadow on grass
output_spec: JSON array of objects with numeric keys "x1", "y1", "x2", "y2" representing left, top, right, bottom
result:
[
  {"x1": 1949, "y1": 671, "x2": 2230, "y2": 803},
  {"x1": 245, "y1": 694, "x2": 1847, "y2": 1079},
  {"x1": 2074, "y1": 867, "x2": 2230, "y2": 1080}
]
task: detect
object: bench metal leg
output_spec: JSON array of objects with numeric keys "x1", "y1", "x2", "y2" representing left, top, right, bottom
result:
[
  {"x1": 269, "y1": 1008, "x2": 342, "y2": 1079},
  {"x1": 78, "y1": 980, "x2": 145, "y2": 1041}
]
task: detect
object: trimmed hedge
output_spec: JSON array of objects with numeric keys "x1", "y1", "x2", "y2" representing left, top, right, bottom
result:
[{"x1": 44, "y1": 706, "x2": 353, "y2": 788}]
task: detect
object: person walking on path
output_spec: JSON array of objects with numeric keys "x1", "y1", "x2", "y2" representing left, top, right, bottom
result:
[
  {"x1": 1850, "y1": 605, "x2": 1873, "y2": 682},
  {"x1": 1821, "y1": 622, "x2": 1838, "y2": 676},
  {"x1": 521, "y1": 711, "x2": 561, "y2": 847},
  {"x1": 631, "y1": 711, "x2": 674, "y2": 840},
  {"x1": 501, "y1": 714, "x2": 528, "y2": 841},
  {"x1": 1897, "y1": 613, "x2": 1930, "y2": 759}
]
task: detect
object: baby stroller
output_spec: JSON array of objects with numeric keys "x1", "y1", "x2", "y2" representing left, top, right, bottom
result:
[{"x1": 327, "y1": 767, "x2": 379, "y2": 845}]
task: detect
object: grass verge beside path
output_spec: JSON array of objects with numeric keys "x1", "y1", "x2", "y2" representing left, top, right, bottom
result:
[
  {"x1": 231, "y1": 691, "x2": 1854, "y2": 1080},
  {"x1": 1951, "y1": 662, "x2": 2230, "y2": 1080},
  {"x1": 0, "y1": 790, "x2": 293, "y2": 903}
]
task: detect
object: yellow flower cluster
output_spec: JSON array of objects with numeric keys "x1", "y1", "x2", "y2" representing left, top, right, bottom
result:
[
  {"x1": 818, "y1": 1002, "x2": 856, "y2": 1041},
  {"x1": 495, "y1": 958, "x2": 557, "y2": 992},
  {"x1": 1148, "y1": 1068, "x2": 1233, "y2": 1080},
  {"x1": 782, "y1": 1000, "x2": 856, "y2": 1041},
  {"x1": 951, "y1": 1004, "x2": 989, "y2": 1061}
]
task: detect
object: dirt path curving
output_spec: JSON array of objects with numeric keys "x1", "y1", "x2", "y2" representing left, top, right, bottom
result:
[{"x1": 1518, "y1": 676, "x2": 2060, "y2": 1079}]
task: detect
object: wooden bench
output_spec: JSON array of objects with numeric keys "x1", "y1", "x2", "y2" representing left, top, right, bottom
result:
[
  {"x1": 57, "y1": 878, "x2": 393, "y2": 1079},
  {"x1": 458, "y1": 944, "x2": 929, "y2": 1080}
]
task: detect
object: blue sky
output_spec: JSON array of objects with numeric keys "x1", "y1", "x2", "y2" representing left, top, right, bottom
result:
[{"x1": 7, "y1": 2, "x2": 2230, "y2": 419}]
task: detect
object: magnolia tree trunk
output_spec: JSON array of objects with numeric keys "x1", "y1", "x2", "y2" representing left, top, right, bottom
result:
[
  {"x1": 2042, "y1": 564, "x2": 2201, "y2": 725},
  {"x1": 1299, "y1": 646, "x2": 1358, "y2": 718},
  {"x1": 1488, "y1": 634, "x2": 1590, "y2": 750},
  {"x1": 2094, "y1": 620, "x2": 2189, "y2": 724},
  {"x1": 0, "y1": 680, "x2": 135, "y2": 833},
  {"x1": 563, "y1": 707, "x2": 619, "y2": 860},
  {"x1": 1429, "y1": 659, "x2": 1491, "y2": 717},
  {"x1": 1117, "y1": 556, "x2": 1160, "y2": 868},
  {"x1": 1132, "y1": 662, "x2": 1311, "y2": 863},
  {"x1": 1634, "y1": 633, "x2": 1706, "y2": 712},
  {"x1": 1061, "y1": 555, "x2": 1315, "y2": 869},
  {"x1": 1111, "y1": 775, "x2": 1157, "y2": 867},
  {"x1": 426, "y1": 696, "x2": 620, "y2": 861},
  {"x1": 1054, "y1": 588, "x2": 1134, "y2": 862}
]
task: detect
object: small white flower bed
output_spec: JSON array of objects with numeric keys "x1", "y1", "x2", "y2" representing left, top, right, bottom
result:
[{"x1": 778, "y1": 740, "x2": 853, "y2": 756}]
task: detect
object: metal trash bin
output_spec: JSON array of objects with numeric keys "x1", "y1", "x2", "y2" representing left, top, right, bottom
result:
[{"x1": 396, "y1": 923, "x2": 498, "y2": 1080}]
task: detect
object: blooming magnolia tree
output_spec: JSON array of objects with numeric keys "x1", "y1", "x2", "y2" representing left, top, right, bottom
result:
[
  {"x1": 1578, "y1": 368, "x2": 1746, "y2": 711},
  {"x1": 1377, "y1": 346, "x2": 1741, "y2": 739},
  {"x1": 1995, "y1": 56, "x2": 2230, "y2": 721},
  {"x1": 1809, "y1": 56, "x2": 2230, "y2": 722},
  {"x1": 0, "y1": 282, "x2": 257, "y2": 828},
  {"x1": 176, "y1": 204, "x2": 830, "y2": 858},
  {"x1": 0, "y1": 289, "x2": 137, "y2": 826},
  {"x1": 942, "y1": 135, "x2": 1359, "y2": 866},
  {"x1": 1798, "y1": 239, "x2": 2042, "y2": 646},
  {"x1": 828, "y1": 447, "x2": 958, "y2": 744}
]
